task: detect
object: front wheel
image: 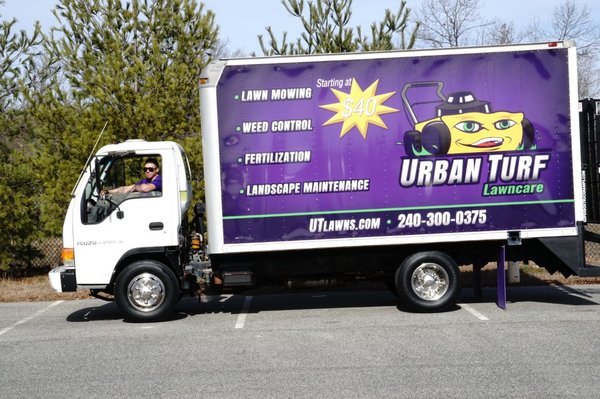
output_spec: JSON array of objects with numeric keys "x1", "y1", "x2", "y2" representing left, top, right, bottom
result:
[
  {"x1": 395, "y1": 251, "x2": 460, "y2": 312},
  {"x1": 115, "y1": 260, "x2": 179, "y2": 321}
]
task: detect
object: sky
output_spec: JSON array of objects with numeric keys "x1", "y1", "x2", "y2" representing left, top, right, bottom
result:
[{"x1": 2, "y1": 0, "x2": 599, "y2": 55}]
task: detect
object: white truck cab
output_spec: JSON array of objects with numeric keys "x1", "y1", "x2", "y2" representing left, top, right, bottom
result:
[{"x1": 49, "y1": 140, "x2": 193, "y2": 320}]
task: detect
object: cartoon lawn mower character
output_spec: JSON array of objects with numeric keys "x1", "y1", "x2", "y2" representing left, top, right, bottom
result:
[{"x1": 401, "y1": 81, "x2": 535, "y2": 156}]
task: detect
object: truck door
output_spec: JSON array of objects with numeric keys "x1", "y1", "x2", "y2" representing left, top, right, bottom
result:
[{"x1": 73, "y1": 151, "x2": 179, "y2": 286}]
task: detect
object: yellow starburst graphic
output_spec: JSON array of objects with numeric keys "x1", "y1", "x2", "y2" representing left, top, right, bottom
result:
[{"x1": 319, "y1": 78, "x2": 398, "y2": 139}]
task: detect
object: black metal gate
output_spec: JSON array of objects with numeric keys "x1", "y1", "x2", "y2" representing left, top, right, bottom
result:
[
  {"x1": 580, "y1": 99, "x2": 600, "y2": 223},
  {"x1": 579, "y1": 99, "x2": 600, "y2": 266}
]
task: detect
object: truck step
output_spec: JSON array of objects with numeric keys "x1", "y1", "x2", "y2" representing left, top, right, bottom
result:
[{"x1": 579, "y1": 265, "x2": 600, "y2": 277}]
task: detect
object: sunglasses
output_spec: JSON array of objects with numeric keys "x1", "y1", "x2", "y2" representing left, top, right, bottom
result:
[{"x1": 143, "y1": 167, "x2": 156, "y2": 172}]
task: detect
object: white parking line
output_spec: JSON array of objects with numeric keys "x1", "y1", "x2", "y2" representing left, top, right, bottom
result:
[
  {"x1": 0, "y1": 301, "x2": 64, "y2": 337},
  {"x1": 219, "y1": 294, "x2": 233, "y2": 303},
  {"x1": 459, "y1": 303, "x2": 490, "y2": 321},
  {"x1": 235, "y1": 296, "x2": 253, "y2": 329},
  {"x1": 200, "y1": 294, "x2": 235, "y2": 303},
  {"x1": 83, "y1": 309, "x2": 94, "y2": 321}
]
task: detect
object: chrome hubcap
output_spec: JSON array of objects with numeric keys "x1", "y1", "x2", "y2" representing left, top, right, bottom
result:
[
  {"x1": 411, "y1": 263, "x2": 449, "y2": 301},
  {"x1": 127, "y1": 273, "x2": 166, "y2": 312}
]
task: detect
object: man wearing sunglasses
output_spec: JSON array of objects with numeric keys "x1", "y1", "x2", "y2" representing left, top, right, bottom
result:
[{"x1": 106, "y1": 158, "x2": 162, "y2": 194}]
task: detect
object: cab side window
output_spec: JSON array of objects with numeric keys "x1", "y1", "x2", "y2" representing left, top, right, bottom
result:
[{"x1": 81, "y1": 155, "x2": 162, "y2": 225}]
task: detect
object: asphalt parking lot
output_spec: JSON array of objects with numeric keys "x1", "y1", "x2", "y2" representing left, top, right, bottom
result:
[{"x1": 1, "y1": 284, "x2": 600, "y2": 398}]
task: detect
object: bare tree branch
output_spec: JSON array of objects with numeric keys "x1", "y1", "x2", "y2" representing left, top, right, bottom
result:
[{"x1": 415, "y1": 0, "x2": 493, "y2": 48}]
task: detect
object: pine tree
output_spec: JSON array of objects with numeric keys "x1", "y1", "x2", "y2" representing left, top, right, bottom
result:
[
  {"x1": 0, "y1": 6, "x2": 43, "y2": 274},
  {"x1": 27, "y1": 0, "x2": 218, "y2": 235},
  {"x1": 258, "y1": 0, "x2": 419, "y2": 55}
]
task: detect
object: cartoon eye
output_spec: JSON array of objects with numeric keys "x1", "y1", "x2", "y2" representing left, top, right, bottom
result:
[
  {"x1": 454, "y1": 121, "x2": 482, "y2": 133},
  {"x1": 494, "y1": 119, "x2": 517, "y2": 130}
]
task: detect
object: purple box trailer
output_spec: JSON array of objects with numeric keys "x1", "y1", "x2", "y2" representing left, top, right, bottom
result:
[{"x1": 199, "y1": 41, "x2": 588, "y2": 311}]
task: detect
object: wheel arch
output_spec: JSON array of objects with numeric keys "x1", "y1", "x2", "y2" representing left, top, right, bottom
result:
[{"x1": 109, "y1": 246, "x2": 182, "y2": 288}]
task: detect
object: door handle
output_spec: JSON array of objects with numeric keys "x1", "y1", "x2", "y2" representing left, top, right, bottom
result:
[{"x1": 149, "y1": 222, "x2": 164, "y2": 231}]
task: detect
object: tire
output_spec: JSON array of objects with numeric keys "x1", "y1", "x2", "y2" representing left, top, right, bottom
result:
[
  {"x1": 395, "y1": 251, "x2": 460, "y2": 312},
  {"x1": 115, "y1": 260, "x2": 179, "y2": 322}
]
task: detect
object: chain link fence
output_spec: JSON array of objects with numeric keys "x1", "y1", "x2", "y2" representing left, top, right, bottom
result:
[
  {"x1": 2, "y1": 238, "x2": 61, "y2": 278},
  {"x1": 34, "y1": 237, "x2": 61, "y2": 265},
  {"x1": 28, "y1": 237, "x2": 61, "y2": 275},
  {"x1": 585, "y1": 224, "x2": 600, "y2": 267}
]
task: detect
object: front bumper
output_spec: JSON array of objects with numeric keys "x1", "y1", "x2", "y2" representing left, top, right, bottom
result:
[{"x1": 48, "y1": 266, "x2": 77, "y2": 292}]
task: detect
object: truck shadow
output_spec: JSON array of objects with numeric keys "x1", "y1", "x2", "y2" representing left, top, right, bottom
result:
[
  {"x1": 178, "y1": 289, "x2": 416, "y2": 317},
  {"x1": 460, "y1": 284, "x2": 599, "y2": 306},
  {"x1": 179, "y1": 283, "x2": 599, "y2": 317},
  {"x1": 460, "y1": 266, "x2": 600, "y2": 306},
  {"x1": 66, "y1": 302, "x2": 121, "y2": 322},
  {"x1": 66, "y1": 281, "x2": 599, "y2": 322},
  {"x1": 66, "y1": 301, "x2": 189, "y2": 323}
]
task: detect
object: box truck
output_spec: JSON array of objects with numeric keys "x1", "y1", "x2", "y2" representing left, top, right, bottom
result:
[{"x1": 50, "y1": 41, "x2": 597, "y2": 321}]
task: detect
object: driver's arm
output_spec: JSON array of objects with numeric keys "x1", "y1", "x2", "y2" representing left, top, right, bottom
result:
[{"x1": 132, "y1": 182, "x2": 157, "y2": 193}]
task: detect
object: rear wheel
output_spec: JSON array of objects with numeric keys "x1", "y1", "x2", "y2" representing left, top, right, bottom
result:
[
  {"x1": 395, "y1": 251, "x2": 460, "y2": 311},
  {"x1": 115, "y1": 260, "x2": 179, "y2": 321}
]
